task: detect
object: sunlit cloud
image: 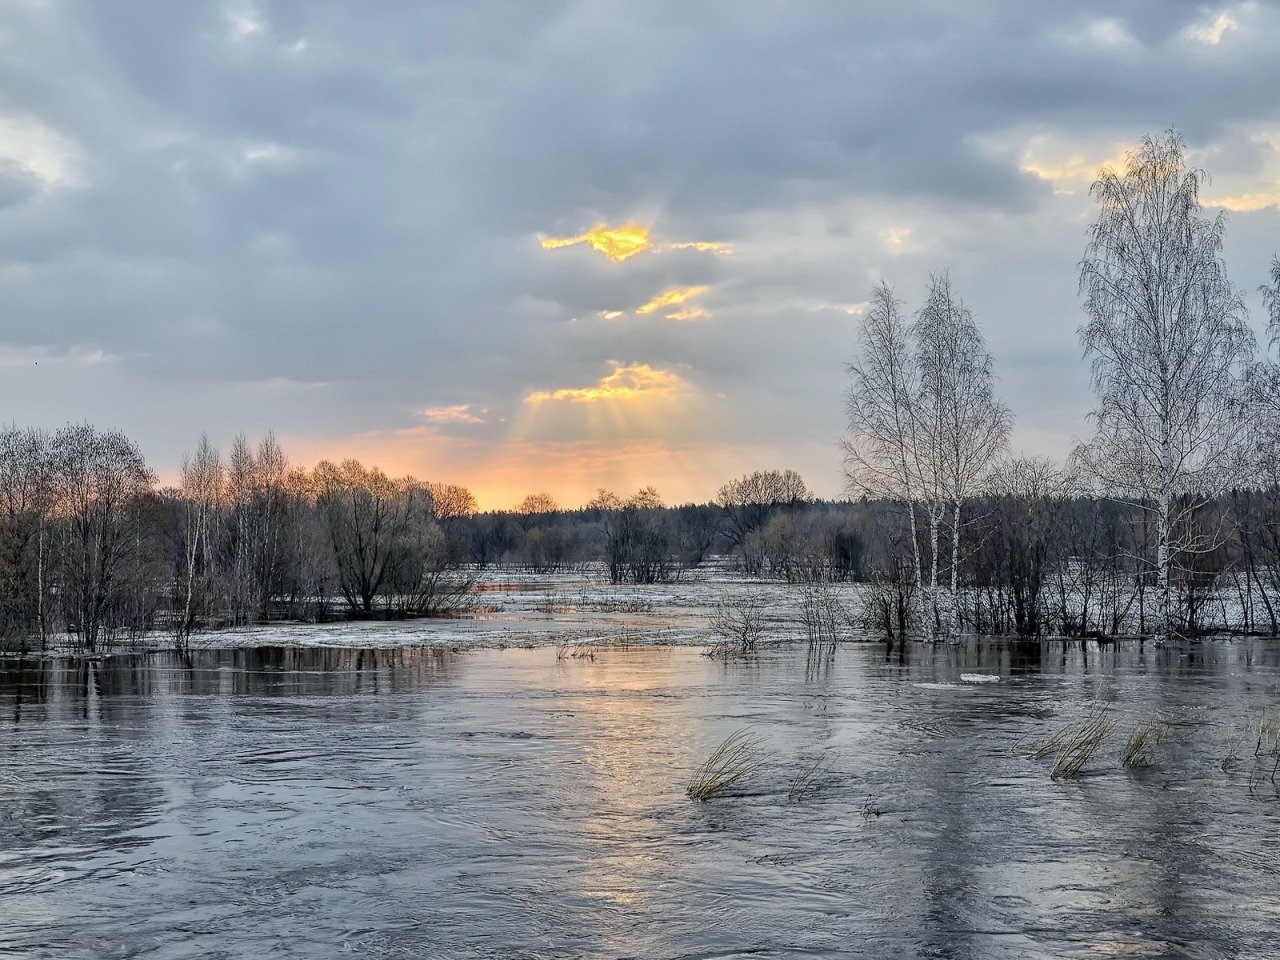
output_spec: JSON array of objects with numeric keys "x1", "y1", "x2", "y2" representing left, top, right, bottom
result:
[
  {"x1": 539, "y1": 223, "x2": 734, "y2": 262},
  {"x1": 668, "y1": 240, "x2": 734, "y2": 255},
  {"x1": 598, "y1": 310, "x2": 625, "y2": 320},
  {"x1": 525, "y1": 361, "x2": 688, "y2": 404},
  {"x1": 540, "y1": 222, "x2": 652, "y2": 262},
  {"x1": 636, "y1": 285, "x2": 709, "y2": 317},
  {"x1": 665, "y1": 307, "x2": 709, "y2": 321},
  {"x1": 1206, "y1": 192, "x2": 1280, "y2": 211},
  {"x1": 1017, "y1": 138, "x2": 1130, "y2": 194},
  {"x1": 1192, "y1": 13, "x2": 1238, "y2": 45},
  {"x1": 420, "y1": 404, "x2": 486, "y2": 424}
]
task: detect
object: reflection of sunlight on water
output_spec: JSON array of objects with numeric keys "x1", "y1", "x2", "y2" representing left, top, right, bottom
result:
[{"x1": 558, "y1": 650, "x2": 689, "y2": 914}]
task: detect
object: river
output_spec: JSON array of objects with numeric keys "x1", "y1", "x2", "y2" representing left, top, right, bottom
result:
[{"x1": 2, "y1": 640, "x2": 1279, "y2": 958}]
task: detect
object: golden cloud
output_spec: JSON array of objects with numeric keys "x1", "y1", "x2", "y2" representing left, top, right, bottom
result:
[
  {"x1": 540, "y1": 222, "x2": 652, "y2": 262},
  {"x1": 525, "y1": 362, "x2": 687, "y2": 404},
  {"x1": 636, "y1": 285, "x2": 709, "y2": 316},
  {"x1": 539, "y1": 223, "x2": 733, "y2": 262}
]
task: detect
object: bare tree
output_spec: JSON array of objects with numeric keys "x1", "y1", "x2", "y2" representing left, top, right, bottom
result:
[
  {"x1": 913, "y1": 274, "x2": 1012, "y2": 635},
  {"x1": 845, "y1": 282, "x2": 927, "y2": 616},
  {"x1": 49, "y1": 424, "x2": 157, "y2": 651},
  {"x1": 516, "y1": 491, "x2": 559, "y2": 515},
  {"x1": 1076, "y1": 130, "x2": 1254, "y2": 643},
  {"x1": 313, "y1": 459, "x2": 417, "y2": 616},
  {"x1": 0, "y1": 426, "x2": 54, "y2": 649},
  {"x1": 715, "y1": 469, "x2": 810, "y2": 548},
  {"x1": 175, "y1": 434, "x2": 223, "y2": 646},
  {"x1": 427, "y1": 482, "x2": 478, "y2": 521},
  {"x1": 845, "y1": 277, "x2": 1010, "y2": 638}
]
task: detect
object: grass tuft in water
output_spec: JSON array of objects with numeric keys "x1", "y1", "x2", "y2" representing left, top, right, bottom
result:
[
  {"x1": 787, "y1": 749, "x2": 836, "y2": 802},
  {"x1": 1045, "y1": 709, "x2": 1115, "y2": 779},
  {"x1": 1121, "y1": 714, "x2": 1175, "y2": 769},
  {"x1": 687, "y1": 730, "x2": 766, "y2": 801}
]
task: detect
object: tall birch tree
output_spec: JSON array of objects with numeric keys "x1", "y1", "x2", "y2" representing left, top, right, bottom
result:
[{"x1": 1076, "y1": 129, "x2": 1254, "y2": 643}]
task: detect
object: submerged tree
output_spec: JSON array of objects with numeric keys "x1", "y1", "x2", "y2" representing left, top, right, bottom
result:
[{"x1": 1076, "y1": 129, "x2": 1254, "y2": 643}]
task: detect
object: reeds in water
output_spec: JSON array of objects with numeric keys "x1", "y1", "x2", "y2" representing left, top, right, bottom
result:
[
  {"x1": 1121, "y1": 714, "x2": 1175, "y2": 769},
  {"x1": 1041, "y1": 709, "x2": 1114, "y2": 779},
  {"x1": 787, "y1": 750, "x2": 836, "y2": 802},
  {"x1": 687, "y1": 730, "x2": 766, "y2": 801}
]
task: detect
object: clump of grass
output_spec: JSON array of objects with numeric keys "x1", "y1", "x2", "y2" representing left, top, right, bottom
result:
[
  {"x1": 1047, "y1": 709, "x2": 1115, "y2": 779},
  {"x1": 1121, "y1": 714, "x2": 1175, "y2": 769},
  {"x1": 787, "y1": 750, "x2": 836, "y2": 802},
  {"x1": 1241, "y1": 712, "x2": 1280, "y2": 790},
  {"x1": 1222, "y1": 733, "x2": 1244, "y2": 771},
  {"x1": 687, "y1": 730, "x2": 766, "y2": 801}
]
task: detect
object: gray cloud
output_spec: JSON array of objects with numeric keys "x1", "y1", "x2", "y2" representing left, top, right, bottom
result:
[{"x1": 1, "y1": 0, "x2": 1279, "y2": 502}]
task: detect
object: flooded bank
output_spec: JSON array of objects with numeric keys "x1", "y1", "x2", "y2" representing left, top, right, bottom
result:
[{"x1": 3, "y1": 640, "x2": 1280, "y2": 958}]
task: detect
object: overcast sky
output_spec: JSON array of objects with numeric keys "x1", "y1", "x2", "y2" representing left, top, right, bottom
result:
[{"x1": 2, "y1": 1, "x2": 1279, "y2": 507}]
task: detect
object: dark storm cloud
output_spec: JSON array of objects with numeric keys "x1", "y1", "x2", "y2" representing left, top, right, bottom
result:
[{"x1": 1, "y1": 0, "x2": 1278, "y2": 499}]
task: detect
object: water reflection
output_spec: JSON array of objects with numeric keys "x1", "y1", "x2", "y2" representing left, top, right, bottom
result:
[{"x1": 2, "y1": 640, "x2": 1280, "y2": 958}]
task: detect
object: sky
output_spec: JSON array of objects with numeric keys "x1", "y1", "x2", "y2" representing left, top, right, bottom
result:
[{"x1": 2, "y1": 1, "x2": 1279, "y2": 509}]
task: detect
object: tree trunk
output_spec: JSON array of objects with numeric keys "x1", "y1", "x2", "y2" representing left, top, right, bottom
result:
[{"x1": 1156, "y1": 491, "x2": 1171, "y2": 643}]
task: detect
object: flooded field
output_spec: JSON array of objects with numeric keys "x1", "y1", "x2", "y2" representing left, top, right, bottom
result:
[{"x1": 3, "y1": 640, "x2": 1280, "y2": 959}]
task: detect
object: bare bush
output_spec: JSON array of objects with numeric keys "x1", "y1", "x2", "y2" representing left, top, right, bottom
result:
[{"x1": 707, "y1": 592, "x2": 770, "y2": 655}]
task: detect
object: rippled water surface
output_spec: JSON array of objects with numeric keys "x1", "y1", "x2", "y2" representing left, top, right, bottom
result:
[{"x1": 4, "y1": 640, "x2": 1280, "y2": 959}]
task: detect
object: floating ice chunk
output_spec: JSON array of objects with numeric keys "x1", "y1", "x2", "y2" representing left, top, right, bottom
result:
[{"x1": 960, "y1": 673, "x2": 1000, "y2": 683}]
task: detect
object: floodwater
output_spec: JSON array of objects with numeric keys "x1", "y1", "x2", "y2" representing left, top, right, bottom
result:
[{"x1": 3, "y1": 640, "x2": 1280, "y2": 959}]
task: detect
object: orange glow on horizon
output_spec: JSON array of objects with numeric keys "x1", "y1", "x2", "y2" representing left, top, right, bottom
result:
[{"x1": 275, "y1": 430, "x2": 763, "y2": 511}]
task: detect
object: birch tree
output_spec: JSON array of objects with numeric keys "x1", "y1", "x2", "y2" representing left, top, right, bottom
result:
[
  {"x1": 1076, "y1": 129, "x2": 1254, "y2": 643},
  {"x1": 913, "y1": 274, "x2": 1012, "y2": 636},
  {"x1": 846, "y1": 277, "x2": 1009, "y2": 637},
  {"x1": 844, "y1": 282, "x2": 928, "y2": 623},
  {"x1": 176, "y1": 434, "x2": 223, "y2": 646}
]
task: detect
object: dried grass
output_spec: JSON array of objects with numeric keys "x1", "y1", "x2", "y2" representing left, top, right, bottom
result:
[
  {"x1": 687, "y1": 730, "x2": 766, "y2": 801},
  {"x1": 787, "y1": 750, "x2": 836, "y2": 802},
  {"x1": 1045, "y1": 709, "x2": 1115, "y2": 779},
  {"x1": 1121, "y1": 714, "x2": 1175, "y2": 768}
]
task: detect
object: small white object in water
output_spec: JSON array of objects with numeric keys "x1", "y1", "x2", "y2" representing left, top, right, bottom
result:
[{"x1": 959, "y1": 673, "x2": 999, "y2": 684}]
